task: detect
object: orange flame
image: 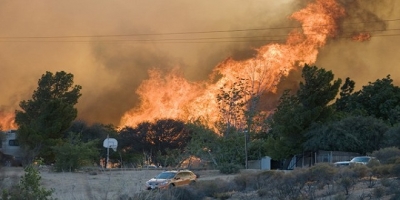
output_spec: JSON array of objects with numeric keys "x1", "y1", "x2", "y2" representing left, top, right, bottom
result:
[
  {"x1": 351, "y1": 32, "x2": 371, "y2": 42},
  {"x1": 120, "y1": 0, "x2": 346, "y2": 129},
  {"x1": 0, "y1": 111, "x2": 17, "y2": 131}
]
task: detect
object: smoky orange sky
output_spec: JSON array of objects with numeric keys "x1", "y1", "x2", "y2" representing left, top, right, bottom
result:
[{"x1": 0, "y1": 0, "x2": 399, "y2": 128}]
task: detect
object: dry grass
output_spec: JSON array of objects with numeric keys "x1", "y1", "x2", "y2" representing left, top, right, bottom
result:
[
  {"x1": 0, "y1": 167, "x2": 236, "y2": 200},
  {"x1": 1, "y1": 166, "x2": 398, "y2": 200}
]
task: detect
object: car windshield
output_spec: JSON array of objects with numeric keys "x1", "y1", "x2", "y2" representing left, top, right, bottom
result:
[
  {"x1": 155, "y1": 172, "x2": 176, "y2": 179},
  {"x1": 351, "y1": 157, "x2": 370, "y2": 163}
]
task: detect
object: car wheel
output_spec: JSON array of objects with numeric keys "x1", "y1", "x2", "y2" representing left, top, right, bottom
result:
[
  {"x1": 189, "y1": 180, "x2": 196, "y2": 186},
  {"x1": 168, "y1": 184, "x2": 175, "y2": 189}
]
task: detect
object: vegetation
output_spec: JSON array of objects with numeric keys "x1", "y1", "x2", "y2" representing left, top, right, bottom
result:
[
  {"x1": 52, "y1": 133, "x2": 99, "y2": 172},
  {"x1": 122, "y1": 154, "x2": 400, "y2": 200},
  {"x1": 1, "y1": 148, "x2": 400, "y2": 200},
  {"x1": 9, "y1": 64, "x2": 400, "y2": 173},
  {"x1": 116, "y1": 119, "x2": 191, "y2": 167},
  {"x1": 265, "y1": 65, "x2": 341, "y2": 160},
  {"x1": 15, "y1": 71, "x2": 82, "y2": 164},
  {"x1": 218, "y1": 163, "x2": 241, "y2": 174},
  {"x1": 1, "y1": 165, "x2": 55, "y2": 200}
]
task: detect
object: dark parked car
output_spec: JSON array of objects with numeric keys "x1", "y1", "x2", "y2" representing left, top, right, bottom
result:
[{"x1": 145, "y1": 170, "x2": 198, "y2": 190}]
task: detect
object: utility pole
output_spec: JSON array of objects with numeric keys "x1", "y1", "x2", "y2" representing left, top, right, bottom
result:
[
  {"x1": 244, "y1": 130, "x2": 248, "y2": 169},
  {"x1": 106, "y1": 135, "x2": 110, "y2": 168}
]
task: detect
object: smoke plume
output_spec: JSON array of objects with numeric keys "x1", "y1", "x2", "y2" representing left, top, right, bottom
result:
[{"x1": 0, "y1": 0, "x2": 398, "y2": 129}]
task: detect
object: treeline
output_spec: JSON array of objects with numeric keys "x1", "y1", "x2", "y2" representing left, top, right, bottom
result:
[
  {"x1": 264, "y1": 65, "x2": 400, "y2": 160},
  {"x1": 9, "y1": 64, "x2": 400, "y2": 171}
]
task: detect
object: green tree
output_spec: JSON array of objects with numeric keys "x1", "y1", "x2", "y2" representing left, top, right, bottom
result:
[
  {"x1": 265, "y1": 91, "x2": 302, "y2": 159},
  {"x1": 67, "y1": 121, "x2": 115, "y2": 143},
  {"x1": 336, "y1": 75, "x2": 400, "y2": 125},
  {"x1": 335, "y1": 77, "x2": 355, "y2": 112},
  {"x1": 67, "y1": 121, "x2": 117, "y2": 166},
  {"x1": 185, "y1": 121, "x2": 219, "y2": 166},
  {"x1": 15, "y1": 71, "x2": 82, "y2": 164},
  {"x1": 247, "y1": 139, "x2": 268, "y2": 160},
  {"x1": 304, "y1": 116, "x2": 389, "y2": 154},
  {"x1": 214, "y1": 132, "x2": 245, "y2": 165},
  {"x1": 383, "y1": 125, "x2": 400, "y2": 148},
  {"x1": 186, "y1": 121, "x2": 247, "y2": 167},
  {"x1": 266, "y1": 65, "x2": 341, "y2": 160},
  {"x1": 52, "y1": 133, "x2": 99, "y2": 172},
  {"x1": 296, "y1": 64, "x2": 341, "y2": 124}
]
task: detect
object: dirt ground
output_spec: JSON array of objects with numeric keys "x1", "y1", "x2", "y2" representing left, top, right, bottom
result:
[
  {"x1": 0, "y1": 167, "x2": 394, "y2": 200},
  {"x1": 0, "y1": 166, "x2": 240, "y2": 200}
]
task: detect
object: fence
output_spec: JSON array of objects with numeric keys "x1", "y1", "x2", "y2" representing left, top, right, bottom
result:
[{"x1": 293, "y1": 150, "x2": 361, "y2": 168}]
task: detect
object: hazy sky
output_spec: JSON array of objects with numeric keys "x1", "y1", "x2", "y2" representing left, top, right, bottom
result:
[{"x1": 0, "y1": 0, "x2": 398, "y2": 126}]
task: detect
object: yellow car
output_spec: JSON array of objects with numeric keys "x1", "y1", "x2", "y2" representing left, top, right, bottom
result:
[{"x1": 145, "y1": 170, "x2": 198, "y2": 190}]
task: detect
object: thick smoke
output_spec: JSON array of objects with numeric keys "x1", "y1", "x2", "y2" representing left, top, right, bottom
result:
[
  {"x1": 0, "y1": 0, "x2": 398, "y2": 127},
  {"x1": 0, "y1": 0, "x2": 299, "y2": 126},
  {"x1": 316, "y1": 0, "x2": 400, "y2": 88}
]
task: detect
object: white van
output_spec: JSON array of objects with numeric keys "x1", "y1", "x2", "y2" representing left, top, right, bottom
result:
[{"x1": 0, "y1": 130, "x2": 23, "y2": 161}]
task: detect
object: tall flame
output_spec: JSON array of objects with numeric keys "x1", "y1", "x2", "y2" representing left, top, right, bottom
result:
[
  {"x1": 0, "y1": 111, "x2": 17, "y2": 131},
  {"x1": 120, "y1": 0, "x2": 346, "y2": 129}
]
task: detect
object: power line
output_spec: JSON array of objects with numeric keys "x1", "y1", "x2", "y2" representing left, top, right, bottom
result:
[
  {"x1": 1, "y1": 30, "x2": 399, "y2": 44},
  {"x1": 0, "y1": 20, "x2": 398, "y2": 44},
  {"x1": 0, "y1": 18, "x2": 399, "y2": 40},
  {"x1": 1, "y1": 33, "x2": 399, "y2": 44}
]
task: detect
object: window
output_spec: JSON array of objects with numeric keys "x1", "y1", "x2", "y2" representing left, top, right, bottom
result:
[{"x1": 8, "y1": 139, "x2": 19, "y2": 146}]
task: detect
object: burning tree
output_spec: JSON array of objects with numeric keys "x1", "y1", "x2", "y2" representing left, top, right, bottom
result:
[{"x1": 117, "y1": 119, "x2": 192, "y2": 167}]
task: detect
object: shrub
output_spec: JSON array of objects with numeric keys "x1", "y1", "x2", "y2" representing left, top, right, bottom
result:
[
  {"x1": 218, "y1": 163, "x2": 240, "y2": 174},
  {"x1": 2, "y1": 165, "x2": 55, "y2": 200},
  {"x1": 192, "y1": 178, "x2": 235, "y2": 198},
  {"x1": 52, "y1": 134, "x2": 99, "y2": 172},
  {"x1": 380, "y1": 178, "x2": 393, "y2": 187},
  {"x1": 233, "y1": 173, "x2": 252, "y2": 191},
  {"x1": 212, "y1": 192, "x2": 232, "y2": 200},
  {"x1": 128, "y1": 187, "x2": 205, "y2": 200},
  {"x1": 335, "y1": 168, "x2": 357, "y2": 195},
  {"x1": 367, "y1": 158, "x2": 381, "y2": 168},
  {"x1": 274, "y1": 172, "x2": 308, "y2": 200},
  {"x1": 373, "y1": 186, "x2": 386, "y2": 198},
  {"x1": 192, "y1": 180, "x2": 219, "y2": 196},
  {"x1": 391, "y1": 162, "x2": 400, "y2": 177},
  {"x1": 233, "y1": 172, "x2": 266, "y2": 191},
  {"x1": 256, "y1": 171, "x2": 285, "y2": 197},
  {"x1": 370, "y1": 147, "x2": 400, "y2": 164},
  {"x1": 387, "y1": 180, "x2": 400, "y2": 198},
  {"x1": 372, "y1": 164, "x2": 394, "y2": 178},
  {"x1": 308, "y1": 163, "x2": 337, "y2": 188},
  {"x1": 166, "y1": 187, "x2": 204, "y2": 200},
  {"x1": 351, "y1": 164, "x2": 370, "y2": 179}
]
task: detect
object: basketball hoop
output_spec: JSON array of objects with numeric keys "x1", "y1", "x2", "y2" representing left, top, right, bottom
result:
[
  {"x1": 103, "y1": 138, "x2": 118, "y2": 149},
  {"x1": 103, "y1": 136, "x2": 118, "y2": 168}
]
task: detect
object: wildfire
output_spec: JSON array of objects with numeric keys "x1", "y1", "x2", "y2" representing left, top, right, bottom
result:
[
  {"x1": 120, "y1": 0, "x2": 346, "y2": 129},
  {"x1": 351, "y1": 32, "x2": 372, "y2": 42},
  {"x1": 0, "y1": 111, "x2": 17, "y2": 131}
]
